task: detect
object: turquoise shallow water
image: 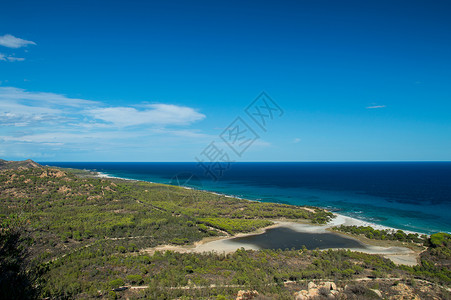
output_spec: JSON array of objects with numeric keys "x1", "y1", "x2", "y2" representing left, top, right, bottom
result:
[{"x1": 41, "y1": 162, "x2": 451, "y2": 235}]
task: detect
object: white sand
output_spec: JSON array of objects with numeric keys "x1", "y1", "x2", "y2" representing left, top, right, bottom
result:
[
  {"x1": 328, "y1": 213, "x2": 424, "y2": 236},
  {"x1": 96, "y1": 172, "x2": 142, "y2": 182}
]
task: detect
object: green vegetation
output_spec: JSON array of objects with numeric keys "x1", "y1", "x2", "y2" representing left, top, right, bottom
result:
[
  {"x1": 39, "y1": 246, "x2": 392, "y2": 298},
  {"x1": 400, "y1": 233, "x2": 451, "y2": 285},
  {"x1": 36, "y1": 241, "x2": 451, "y2": 299},
  {"x1": 330, "y1": 227, "x2": 451, "y2": 289},
  {"x1": 0, "y1": 215, "x2": 38, "y2": 299},
  {"x1": 429, "y1": 232, "x2": 451, "y2": 248},
  {"x1": 0, "y1": 165, "x2": 450, "y2": 299},
  {"x1": 0, "y1": 166, "x2": 333, "y2": 259},
  {"x1": 198, "y1": 217, "x2": 273, "y2": 234},
  {"x1": 333, "y1": 225, "x2": 427, "y2": 244}
]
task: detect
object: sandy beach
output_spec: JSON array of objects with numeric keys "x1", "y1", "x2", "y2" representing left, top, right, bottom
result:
[{"x1": 96, "y1": 172, "x2": 140, "y2": 181}]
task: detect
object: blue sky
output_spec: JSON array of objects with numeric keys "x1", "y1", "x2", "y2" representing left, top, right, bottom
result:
[{"x1": 0, "y1": 0, "x2": 450, "y2": 161}]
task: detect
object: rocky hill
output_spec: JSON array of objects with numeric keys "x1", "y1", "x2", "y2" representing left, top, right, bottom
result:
[{"x1": 0, "y1": 158, "x2": 42, "y2": 170}]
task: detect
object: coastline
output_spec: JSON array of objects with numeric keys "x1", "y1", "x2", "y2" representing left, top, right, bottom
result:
[
  {"x1": 95, "y1": 169, "x2": 421, "y2": 265},
  {"x1": 94, "y1": 170, "x2": 424, "y2": 236},
  {"x1": 96, "y1": 171, "x2": 141, "y2": 182},
  {"x1": 327, "y1": 213, "x2": 425, "y2": 236}
]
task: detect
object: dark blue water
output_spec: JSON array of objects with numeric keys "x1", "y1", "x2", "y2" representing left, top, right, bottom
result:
[{"x1": 40, "y1": 162, "x2": 451, "y2": 235}]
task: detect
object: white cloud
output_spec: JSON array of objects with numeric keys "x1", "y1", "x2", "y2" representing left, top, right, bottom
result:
[
  {"x1": 1, "y1": 101, "x2": 62, "y2": 115},
  {"x1": 1, "y1": 132, "x2": 115, "y2": 143},
  {"x1": 293, "y1": 138, "x2": 301, "y2": 143},
  {"x1": 0, "y1": 53, "x2": 25, "y2": 62},
  {"x1": 366, "y1": 105, "x2": 386, "y2": 109},
  {"x1": 154, "y1": 128, "x2": 213, "y2": 139},
  {"x1": 6, "y1": 56, "x2": 25, "y2": 62},
  {"x1": 0, "y1": 109, "x2": 66, "y2": 127},
  {"x1": 87, "y1": 104, "x2": 206, "y2": 127},
  {"x1": 0, "y1": 128, "x2": 213, "y2": 145},
  {"x1": 0, "y1": 87, "x2": 206, "y2": 128},
  {"x1": 0, "y1": 86, "x2": 208, "y2": 157},
  {"x1": 0, "y1": 87, "x2": 99, "y2": 126},
  {"x1": 0, "y1": 87, "x2": 98, "y2": 107},
  {"x1": 0, "y1": 34, "x2": 36, "y2": 48}
]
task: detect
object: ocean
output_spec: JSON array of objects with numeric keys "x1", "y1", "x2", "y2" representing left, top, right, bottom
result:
[{"x1": 40, "y1": 162, "x2": 451, "y2": 235}]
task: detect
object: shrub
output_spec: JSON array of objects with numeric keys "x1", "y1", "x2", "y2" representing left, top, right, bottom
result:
[
  {"x1": 109, "y1": 278, "x2": 124, "y2": 289},
  {"x1": 126, "y1": 274, "x2": 143, "y2": 284}
]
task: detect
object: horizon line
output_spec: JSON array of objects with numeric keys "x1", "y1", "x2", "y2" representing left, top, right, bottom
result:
[{"x1": 36, "y1": 160, "x2": 451, "y2": 163}]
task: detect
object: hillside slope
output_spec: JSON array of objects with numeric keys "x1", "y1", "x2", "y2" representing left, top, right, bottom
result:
[{"x1": 0, "y1": 166, "x2": 449, "y2": 299}]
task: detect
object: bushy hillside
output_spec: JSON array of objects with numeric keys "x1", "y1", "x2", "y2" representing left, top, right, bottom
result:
[{"x1": 0, "y1": 165, "x2": 450, "y2": 299}]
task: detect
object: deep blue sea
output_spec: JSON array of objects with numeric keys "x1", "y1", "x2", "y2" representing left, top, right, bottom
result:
[{"x1": 40, "y1": 162, "x2": 451, "y2": 235}]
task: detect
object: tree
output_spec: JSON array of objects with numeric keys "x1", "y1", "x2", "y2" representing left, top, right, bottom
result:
[{"x1": 0, "y1": 215, "x2": 37, "y2": 299}]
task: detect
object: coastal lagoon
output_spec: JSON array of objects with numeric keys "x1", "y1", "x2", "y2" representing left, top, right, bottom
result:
[
  {"x1": 148, "y1": 219, "x2": 418, "y2": 266},
  {"x1": 228, "y1": 226, "x2": 365, "y2": 250}
]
